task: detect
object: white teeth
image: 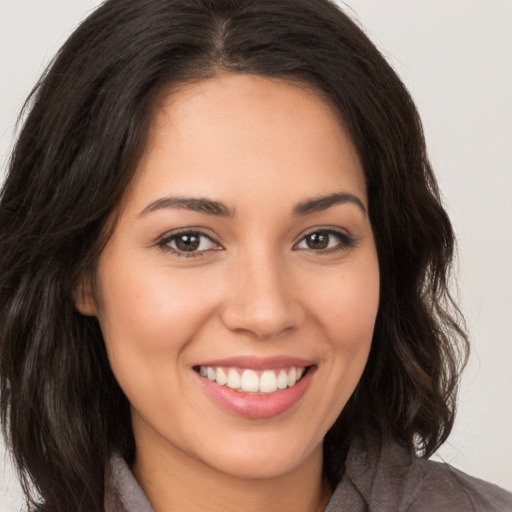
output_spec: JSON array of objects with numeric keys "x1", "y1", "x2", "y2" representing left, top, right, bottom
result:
[
  {"x1": 259, "y1": 370, "x2": 278, "y2": 393},
  {"x1": 277, "y1": 370, "x2": 288, "y2": 390},
  {"x1": 199, "y1": 365, "x2": 307, "y2": 394},
  {"x1": 288, "y1": 368, "x2": 297, "y2": 387},
  {"x1": 215, "y1": 367, "x2": 227, "y2": 385},
  {"x1": 240, "y1": 370, "x2": 259, "y2": 392},
  {"x1": 227, "y1": 368, "x2": 241, "y2": 389}
]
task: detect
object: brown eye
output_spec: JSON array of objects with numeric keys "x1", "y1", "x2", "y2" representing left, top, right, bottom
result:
[
  {"x1": 175, "y1": 233, "x2": 201, "y2": 251},
  {"x1": 296, "y1": 229, "x2": 355, "y2": 252},
  {"x1": 162, "y1": 231, "x2": 218, "y2": 254},
  {"x1": 304, "y1": 232, "x2": 330, "y2": 250}
]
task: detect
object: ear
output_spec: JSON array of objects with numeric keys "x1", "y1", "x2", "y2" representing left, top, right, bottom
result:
[{"x1": 73, "y1": 274, "x2": 98, "y2": 317}]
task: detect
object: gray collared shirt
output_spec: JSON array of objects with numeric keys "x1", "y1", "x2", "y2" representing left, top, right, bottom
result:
[{"x1": 104, "y1": 436, "x2": 512, "y2": 511}]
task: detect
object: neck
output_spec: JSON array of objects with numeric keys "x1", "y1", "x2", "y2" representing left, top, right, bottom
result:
[{"x1": 132, "y1": 429, "x2": 331, "y2": 512}]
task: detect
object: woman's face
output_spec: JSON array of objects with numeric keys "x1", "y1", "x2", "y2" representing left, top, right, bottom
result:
[{"x1": 78, "y1": 74, "x2": 379, "y2": 480}]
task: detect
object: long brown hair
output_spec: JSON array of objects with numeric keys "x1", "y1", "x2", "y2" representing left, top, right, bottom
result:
[{"x1": 0, "y1": 0, "x2": 468, "y2": 510}]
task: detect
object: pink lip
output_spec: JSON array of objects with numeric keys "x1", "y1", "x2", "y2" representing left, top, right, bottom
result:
[
  {"x1": 196, "y1": 365, "x2": 316, "y2": 419},
  {"x1": 195, "y1": 355, "x2": 314, "y2": 370}
]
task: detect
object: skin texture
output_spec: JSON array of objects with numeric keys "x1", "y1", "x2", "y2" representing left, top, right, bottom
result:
[{"x1": 77, "y1": 74, "x2": 380, "y2": 512}]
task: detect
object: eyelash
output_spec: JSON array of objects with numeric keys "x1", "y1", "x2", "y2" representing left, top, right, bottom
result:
[
  {"x1": 157, "y1": 227, "x2": 357, "y2": 259},
  {"x1": 295, "y1": 228, "x2": 357, "y2": 254},
  {"x1": 157, "y1": 228, "x2": 222, "y2": 259}
]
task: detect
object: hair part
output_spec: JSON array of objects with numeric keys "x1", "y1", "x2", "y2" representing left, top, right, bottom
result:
[{"x1": 0, "y1": 0, "x2": 468, "y2": 509}]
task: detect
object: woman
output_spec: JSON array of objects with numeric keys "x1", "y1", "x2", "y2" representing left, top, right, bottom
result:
[{"x1": 1, "y1": 0, "x2": 511, "y2": 511}]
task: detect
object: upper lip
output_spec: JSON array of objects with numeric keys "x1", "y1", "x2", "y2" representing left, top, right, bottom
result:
[{"x1": 194, "y1": 355, "x2": 315, "y2": 370}]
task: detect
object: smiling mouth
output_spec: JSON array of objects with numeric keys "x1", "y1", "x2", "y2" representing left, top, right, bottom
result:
[{"x1": 194, "y1": 365, "x2": 309, "y2": 394}]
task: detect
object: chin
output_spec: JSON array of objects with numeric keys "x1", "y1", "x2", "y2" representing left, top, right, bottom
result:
[{"x1": 193, "y1": 430, "x2": 322, "y2": 481}]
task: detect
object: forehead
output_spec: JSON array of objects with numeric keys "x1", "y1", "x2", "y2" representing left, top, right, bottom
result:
[{"x1": 126, "y1": 73, "x2": 367, "y2": 212}]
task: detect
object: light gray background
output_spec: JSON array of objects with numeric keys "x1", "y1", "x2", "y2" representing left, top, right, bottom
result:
[{"x1": 1, "y1": 1, "x2": 511, "y2": 509}]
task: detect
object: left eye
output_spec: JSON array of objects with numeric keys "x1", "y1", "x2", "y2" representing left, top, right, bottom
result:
[
  {"x1": 296, "y1": 230, "x2": 351, "y2": 251},
  {"x1": 163, "y1": 232, "x2": 217, "y2": 253}
]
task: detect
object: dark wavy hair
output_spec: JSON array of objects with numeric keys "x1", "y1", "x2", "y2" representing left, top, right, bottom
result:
[{"x1": 0, "y1": 0, "x2": 468, "y2": 510}]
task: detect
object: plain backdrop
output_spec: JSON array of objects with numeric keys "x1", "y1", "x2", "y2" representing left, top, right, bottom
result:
[{"x1": 1, "y1": 1, "x2": 511, "y2": 509}]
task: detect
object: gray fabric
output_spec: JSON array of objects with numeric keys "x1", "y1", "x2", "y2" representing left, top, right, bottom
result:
[
  {"x1": 104, "y1": 454, "x2": 155, "y2": 512},
  {"x1": 104, "y1": 437, "x2": 512, "y2": 511},
  {"x1": 325, "y1": 436, "x2": 512, "y2": 511}
]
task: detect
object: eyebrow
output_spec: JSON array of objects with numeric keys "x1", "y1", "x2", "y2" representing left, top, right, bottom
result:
[
  {"x1": 292, "y1": 193, "x2": 367, "y2": 216},
  {"x1": 138, "y1": 192, "x2": 366, "y2": 218},
  {"x1": 138, "y1": 196, "x2": 235, "y2": 217}
]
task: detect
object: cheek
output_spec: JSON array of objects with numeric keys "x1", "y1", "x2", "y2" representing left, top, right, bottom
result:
[
  {"x1": 306, "y1": 256, "x2": 380, "y2": 349},
  {"x1": 94, "y1": 257, "x2": 224, "y2": 414},
  {"x1": 98, "y1": 261, "x2": 212, "y2": 350},
  {"x1": 294, "y1": 257, "x2": 379, "y2": 434}
]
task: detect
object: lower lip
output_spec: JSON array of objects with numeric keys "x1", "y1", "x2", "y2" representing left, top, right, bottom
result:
[{"x1": 197, "y1": 367, "x2": 316, "y2": 419}]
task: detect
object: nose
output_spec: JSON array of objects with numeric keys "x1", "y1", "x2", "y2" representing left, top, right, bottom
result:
[{"x1": 220, "y1": 252, "x2": 305, "y2": 340}]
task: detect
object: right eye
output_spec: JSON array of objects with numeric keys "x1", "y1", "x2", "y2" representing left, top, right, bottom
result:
[{"x1": 158, "y1": 230, "x2": 221, "y2": 258}]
